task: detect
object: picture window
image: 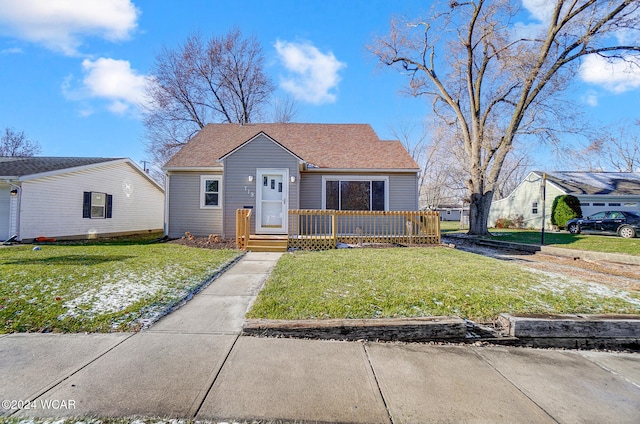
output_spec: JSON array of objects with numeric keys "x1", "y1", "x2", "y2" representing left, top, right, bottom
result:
[{"x1": 323, "y1": 177, "x2": 387, "y2": 211}]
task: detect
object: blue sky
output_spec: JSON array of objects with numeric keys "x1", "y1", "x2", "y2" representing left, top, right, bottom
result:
[{"x1": 0, "y1": 0, "x2": 638, "y2": 171}]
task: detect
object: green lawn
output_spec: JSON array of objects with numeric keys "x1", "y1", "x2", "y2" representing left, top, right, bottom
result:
[
  {"x1": 486, "y1": 230, "x2": 640, "y2": 255},
  {"x1": 440, "y1": 221, "x2": 640, "y2": 256},
  {"x1": 0, "y1": 241, "x2": 240, "y2": 333},
  {"x1": 247, "y1": 247, "x2": 640, "y2": 322}
]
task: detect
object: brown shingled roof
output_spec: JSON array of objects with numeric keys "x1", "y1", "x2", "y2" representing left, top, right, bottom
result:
[{"x1": 163, "y1": 123, "x2": 419, "y2": 170}]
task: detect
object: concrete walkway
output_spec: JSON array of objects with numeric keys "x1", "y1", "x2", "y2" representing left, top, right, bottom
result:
[{"x1": 1, "y1": 252, "x2": 640, "y2": 423}]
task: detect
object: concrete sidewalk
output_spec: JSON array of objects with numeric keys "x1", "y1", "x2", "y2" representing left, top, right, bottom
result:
[{"x1": 2, "y1": 252, "x2": 640, "y2": 423}]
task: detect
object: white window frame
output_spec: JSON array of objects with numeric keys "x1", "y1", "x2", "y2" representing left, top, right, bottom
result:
[
  {"x1": 200, "y1": 175, "x2": 222, "y2": 209},
  {"x1": 91, "y1": 192, "x2": 106, "y2": 218},
  {"x1": 321, "y1": 175, "x2": 389, "y2": 211}
]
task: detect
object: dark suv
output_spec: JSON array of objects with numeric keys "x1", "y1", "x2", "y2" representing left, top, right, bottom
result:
[{"x1": 566, "y1": 211, "x2": 640, "y2": 238}]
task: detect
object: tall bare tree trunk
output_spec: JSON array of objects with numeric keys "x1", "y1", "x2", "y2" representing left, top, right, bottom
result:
[
  {"x1": 468, "y1": 191, "x2": 493, "y2": 235},
  {"x1": 370, "y1": 0, "x2": 640, "y2": 236}
]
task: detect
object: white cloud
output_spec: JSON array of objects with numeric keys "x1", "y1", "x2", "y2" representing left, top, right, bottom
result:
[
  {"x1": 582, "y1": 89, "x2": 599, "y2": 107},
  {"x1": 579, "y1": 54, "x2": 640, "y2": 93},
  {"x1": 513, "y1": 0, "x2": 553, "y2": 38},
  {"x1": 275, "y1": 40, "x2": 346, "y2": 105},
  {"x1": 64, "y1": 58, "x2": 149, "y2": 116},
  {"x1": 522, "y1": 0, "x2": 554, "y2": 22},
  {"x1": 0, "y1": 0, "x2": 138, "y2": 55},
  {"x1": 0, "y1": 46, "x2": 21, "y2": 54}
]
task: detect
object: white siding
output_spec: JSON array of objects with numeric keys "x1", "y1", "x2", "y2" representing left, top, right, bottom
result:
[
  {"x1": 578, "y1": 196, "x2": 640, "y2": 217},
  {"x1": 488, "y1": 172, "x2": 563, "y2": 229},
  {"x1": 19, "y1": 161, "x2": 164, "y2": 240},
  {"x1": 489, "y1": 171, "x2": 640, "y2": 229},
  {"x1": 166, "y1": 171, "x2": 224, "y2": 238}
]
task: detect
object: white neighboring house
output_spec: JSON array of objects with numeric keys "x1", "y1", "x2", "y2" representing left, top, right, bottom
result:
[
  {"x1": 0, "y1": 157, "x2": 164, "y2": 242},
  {"x1": 488, "y1": 171, "x2": 640, "y2": 229}
]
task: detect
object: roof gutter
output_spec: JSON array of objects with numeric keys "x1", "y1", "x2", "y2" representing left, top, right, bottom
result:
[
  {"x1": 302, "y1": 167, "x2": 420, "y2": 173},
  {"x1": 163, "y1": 166, "x2": 223, "y2": 173}
]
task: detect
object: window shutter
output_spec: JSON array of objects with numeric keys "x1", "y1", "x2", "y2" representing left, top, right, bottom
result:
[
  {"x1": 83, "y1": 192, "x2": 91, "y2": 218},
  {"x1": 106, "y1": 194, "x2": 113, "y2": 218}
]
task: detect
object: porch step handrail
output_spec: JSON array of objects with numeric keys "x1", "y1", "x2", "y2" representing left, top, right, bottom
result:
[{"x1": 236, "y1": 208, "x2": 252, "y2": 249}]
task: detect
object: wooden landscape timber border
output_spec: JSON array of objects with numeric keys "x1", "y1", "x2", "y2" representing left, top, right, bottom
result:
[
  {"x1": 497, "y1": 313, "x2": 640, "y2": 350},
  {"x1": 236, "y1": 209, "x2": 441, "y2": 251},
  {"x1": 243, "y1": 317, "x2": 467, "y2": 342},
  {"x1": 243, "y1": 314, "x2": 640, "y2": 350}
]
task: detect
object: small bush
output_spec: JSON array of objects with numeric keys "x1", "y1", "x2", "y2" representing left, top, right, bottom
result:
[
  {"x1": 495, "y1": 215, "x2": 525, "y2": 229},
  {"x1": 512, "y1": 215, "x2": 525, "y2": 229},
  {"x1": 495, "y1": 217, "x2": 513, "y2": 228},
  {"x1": 551, "y1": 195, "x2": 582, "y2": 229}
]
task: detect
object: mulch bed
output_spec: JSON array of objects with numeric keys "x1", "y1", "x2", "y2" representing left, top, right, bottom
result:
[{"x1": 167, "y1": 233, "x2": 238, "y2": 250}]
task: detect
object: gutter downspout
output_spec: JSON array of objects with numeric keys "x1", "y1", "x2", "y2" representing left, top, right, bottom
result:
[
  {"x1": 5, "y1": 180, "x2": 21, "y2": 241},
  {"x1": 163, "y1": 173, "x2": 170, "y2": 237}
]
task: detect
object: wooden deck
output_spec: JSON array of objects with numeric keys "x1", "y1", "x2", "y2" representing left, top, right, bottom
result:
[{"x1": 237, "y1": 209, "x2": 441, "y2": 251}]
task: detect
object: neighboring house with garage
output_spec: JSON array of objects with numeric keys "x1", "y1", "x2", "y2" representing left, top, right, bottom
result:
[
  {"x1": 162, "y1": 123, "x2": 424, "y2": 244},
  {"x1": 0, "y1": 157, "x2": 164, "y2": 242},
  {"x1": 488, "y1": 171, "x2": 640, "y2": 229}
]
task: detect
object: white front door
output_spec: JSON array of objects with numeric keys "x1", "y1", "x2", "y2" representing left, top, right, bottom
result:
[{"x1": 256, "y1": 169, "x2": 288, "y2": 234}]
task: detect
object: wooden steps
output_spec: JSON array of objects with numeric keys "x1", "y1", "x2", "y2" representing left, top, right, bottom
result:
[{"x1": 245, "y1": 235, "x2": 288, "y2": 252}]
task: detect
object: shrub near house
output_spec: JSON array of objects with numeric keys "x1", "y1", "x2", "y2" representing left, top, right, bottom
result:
[
  {"x1": 495, "y1": 215, "x2": 525, "y2": 229},
  {"x1": 551, "y1": 195, "x2": 582, "y2": 229}
]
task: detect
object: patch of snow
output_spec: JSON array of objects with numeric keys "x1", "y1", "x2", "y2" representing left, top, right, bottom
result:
[
  {"x1": 58, "y1": 278, "x2": 167, "y2": 319},
  {"x1": 552, "y1": 171, "x2": 640, "y2": 193},
  {"x1": 527, "y1": 268, "x2": 640, "y2": 307}
]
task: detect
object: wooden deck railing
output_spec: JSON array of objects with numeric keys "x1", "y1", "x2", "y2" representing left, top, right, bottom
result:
[
  {"x1": 288, "y1": 209, "x2": 440, "y2": 250},
  {"x1": 236, "y1": 209, "x2": 441, "y2": 251}
]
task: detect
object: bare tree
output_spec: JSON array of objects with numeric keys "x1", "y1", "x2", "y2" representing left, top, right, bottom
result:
[
  {"x1": 493, "y1": 149, "x2": 534, "y2": 199},
  {"x1": 370, "y1": 0, "x2": 640, "y2": 235},
  {"x1": 580, "y1": 121, "x2": 640, "y2": 171},
  {"x1": 0, "y1": 127, "x2": 41, "y2": 157},
  {"x1": 144, "y1": 27, "x2": 275, "y2": 167},
  {"x1": 271, "y1": 95, "x2": 300, "y2": 123},
  {"x1": 391, "y1": 119, "x2": 467, "y2": 209}
]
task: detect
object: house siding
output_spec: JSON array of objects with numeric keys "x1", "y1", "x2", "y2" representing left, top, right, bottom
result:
[
  {"x1": 18, "y1": 161, "x2": 164, "y2": 240},
  {"x1": 577, "y1": 195, "x2": 640, "y2": 217},
  {"x1": 166, "y1": 171, "x2": 224, "y2": 238},
  {"x1": 222, "y1": 134, "x2": 300, "y2": 237},
  {"x1": 489, "y1": 173, "x2": 564, "y2": 229},
  {"x1": 299, "y1": 172, "x2": 418, "y2": 210},
  {"x1": 489, "y1": 171, "x2": 640, "y2": 229}
]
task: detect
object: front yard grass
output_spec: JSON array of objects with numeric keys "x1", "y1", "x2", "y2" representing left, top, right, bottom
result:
[
  {"x1": 487, "y1": 230, "x2": 640, "y2": 255},
  {"x1": 441, "y1": 222, "x2": 640, "y2": 256},
  {"x1": 0, "y1": 242, "x2": 240, "y2": 333},
  {"x1": 247, "y1": 247, "x2": 640, "y2": 322}
]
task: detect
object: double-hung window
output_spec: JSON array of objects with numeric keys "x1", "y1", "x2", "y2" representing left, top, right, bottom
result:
[
  {"x1": 323, "y1": 176, "x2": 388, "y2": 211},
  {"x1": 83, "y1": 192, "x2": 112, "y2": 219},
  {"x1": 200, "y1": 176, "x2": 222, "y2": 208}
]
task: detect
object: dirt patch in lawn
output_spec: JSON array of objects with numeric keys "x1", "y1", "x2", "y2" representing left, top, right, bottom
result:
[
  {"x1": 444, "y1": 235, "x2": 640, "y2": 292},
  {"x1": 167, "y1": 233, "x2": 238, "y2": 250}
]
